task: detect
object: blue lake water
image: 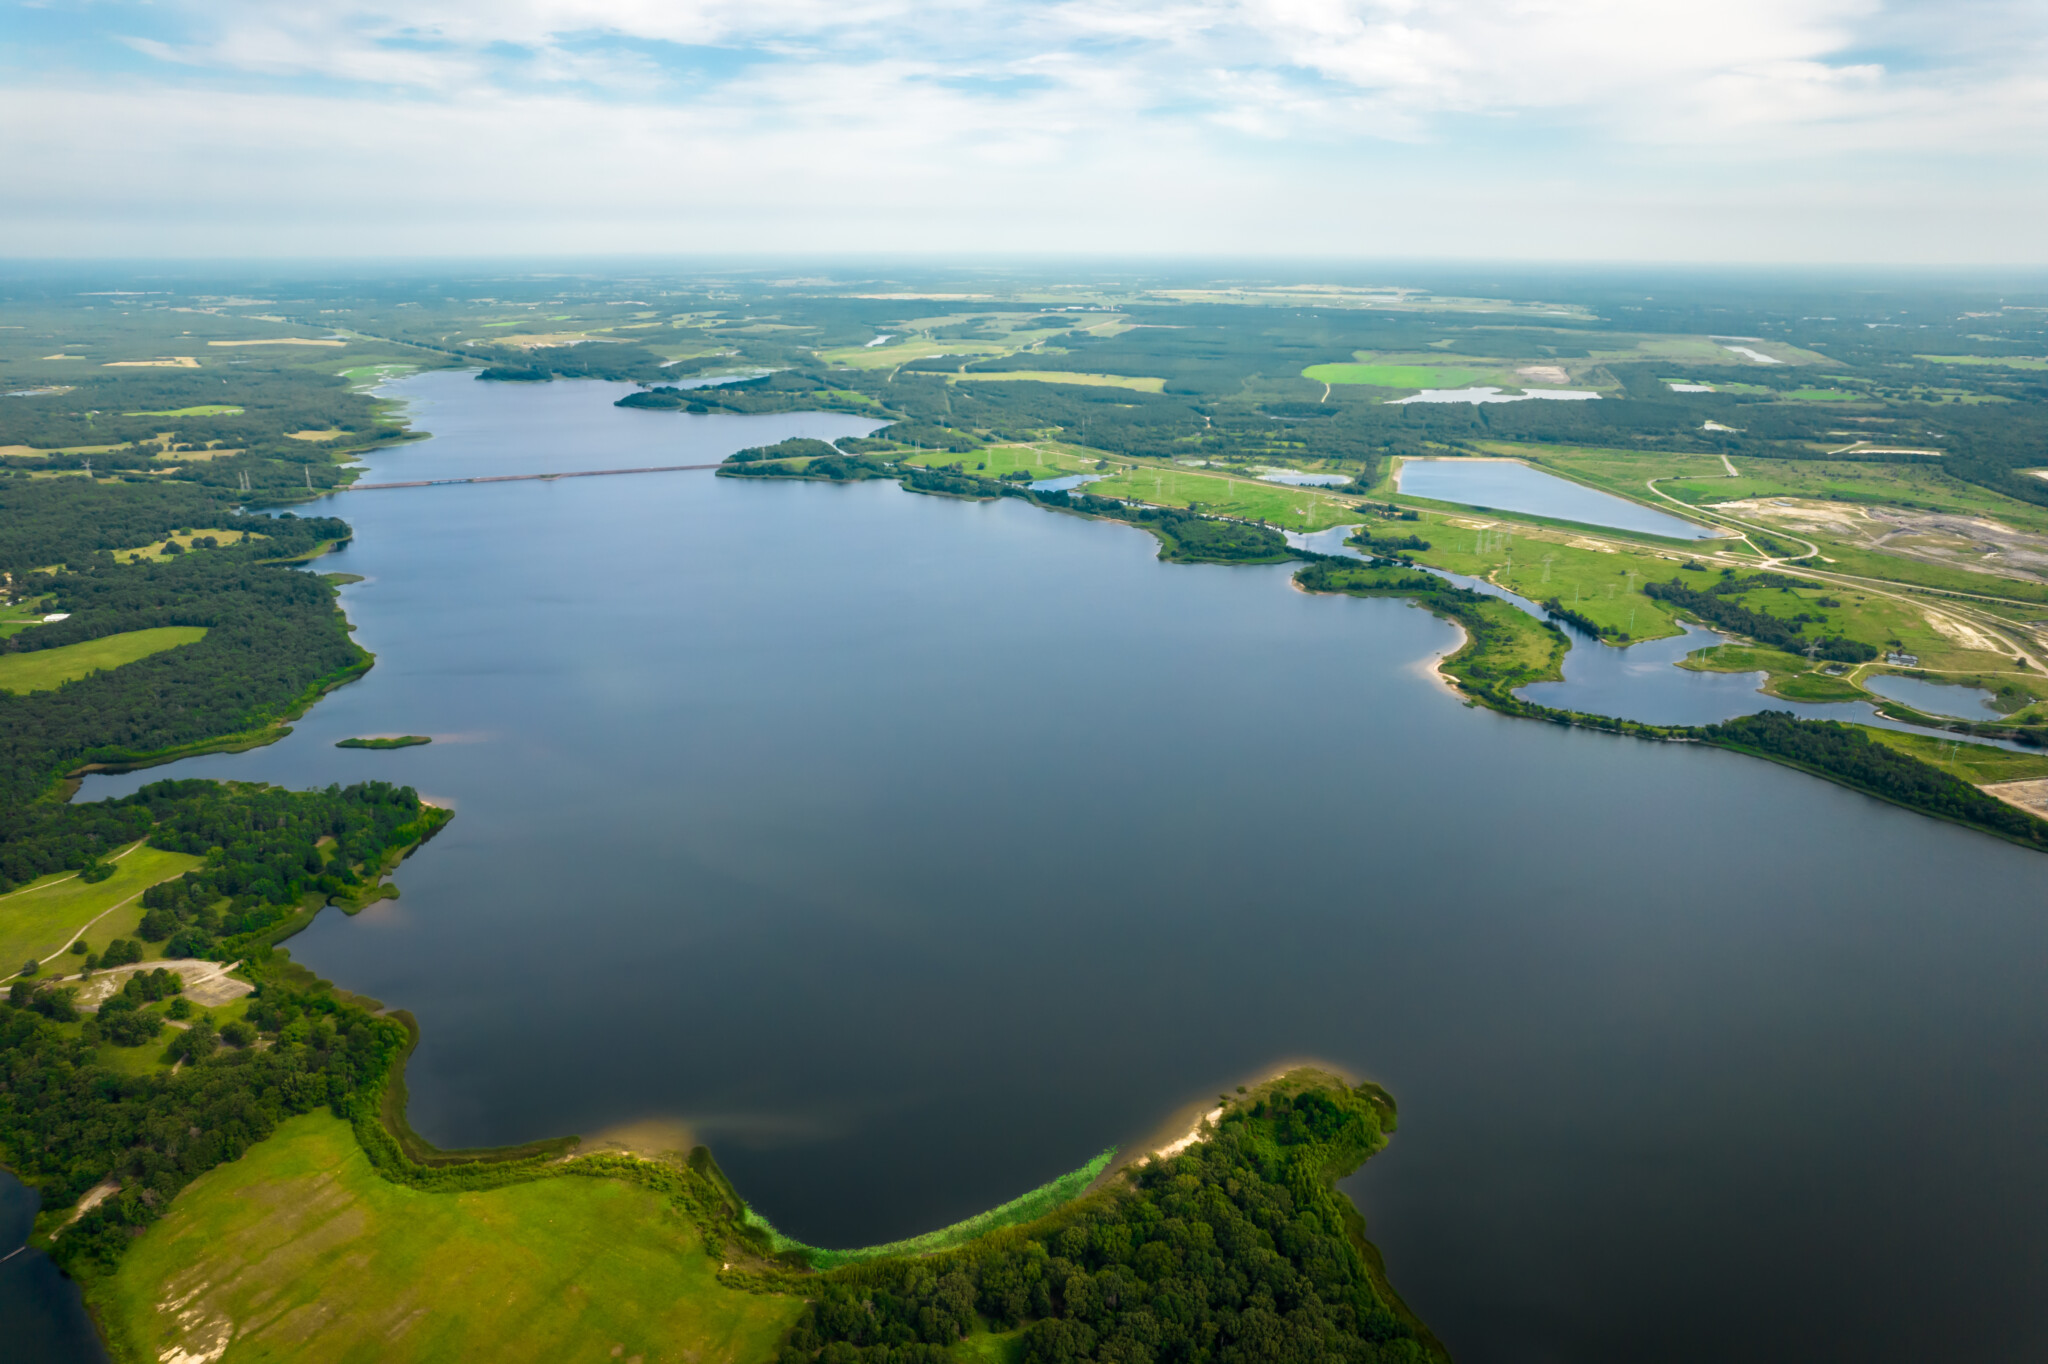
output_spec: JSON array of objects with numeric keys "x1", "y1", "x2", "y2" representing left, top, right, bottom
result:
[
  {"x1": 1, "y1": 1168, "x2": 107, "y2": 1364},
  {"x1": 1864, "y1": 673, "x2": 2007, "y2": 720},
  {"x1": 1396, "y1": 458, "x2": 1722, "y2": 540},
  {"x1": 38, "y1": 373, "x2": 2048, "y2": 1364},
  {"x1": 1258, "y1": 471, "x2": 1352, "y2": 486}
]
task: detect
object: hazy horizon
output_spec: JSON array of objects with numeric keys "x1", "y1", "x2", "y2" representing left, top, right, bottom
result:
[{"x1": 5, "y1": 0, "x2": 2045, "y2": 264}]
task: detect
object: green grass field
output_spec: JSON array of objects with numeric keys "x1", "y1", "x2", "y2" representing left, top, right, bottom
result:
[
  {"x1": 1679, "y1": 644, "x2": 1866, "y2": 700},
  {"x1": 0, "y1": 845, "x2": 202, "y2": 977},
  {"x1": 1399, "y1": 519, "x2": 1695, "y2": 640},
  {"x1": 1302, "y1": 362, "x2": 1493, "y2": 389},
  {"x1": 0, "y1": 626, "x2": 208, "y2": 694},
  {"x1": 1864, "y1": 728, "x2": 2048, "y2": 784},
  {"x1": 90, "y1": 1113, "x2": 805, "y2": 1364},
  {"x1": 902, "y1": 444, "x2": 1095, "y2": 479},
  {"x1": 954, "y1": 372, "x2": 1165, "y2": 393},
  {"x1": 1085, "y1": 465, "x2": 1355, "y2": 530}
]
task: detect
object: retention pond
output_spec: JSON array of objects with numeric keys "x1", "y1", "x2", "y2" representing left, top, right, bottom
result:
[{"x1": 1396, "y1": 457, "x2": 1722, "y2": 540}]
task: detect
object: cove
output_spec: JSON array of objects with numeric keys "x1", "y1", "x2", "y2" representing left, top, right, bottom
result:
[
  {"x1": 1396, "y1": 457, "x2": 1722, "y2": 540},
  {"x1": 69, "y1": 374, "x2": 2048, "y2": 1364}
]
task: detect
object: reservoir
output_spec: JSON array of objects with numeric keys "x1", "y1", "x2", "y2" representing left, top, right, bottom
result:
[
  {"x1": 1863, "y1": 672, "x2": 2007, "y2": 720},
  {"x1": 1397, "y1": 457, "x2": 1722, "y2": 540},
  {"x1": 67, "y1": 373, "x2": 2048, "y2": 1364}
]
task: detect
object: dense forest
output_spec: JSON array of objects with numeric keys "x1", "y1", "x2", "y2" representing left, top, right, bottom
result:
[
  {"x1": 0, "y1": 963, "x2": 408, "y2": 1276},
  {"x1": 780, "y1": 1079, "x2": 1440, "y2": 1364},
  {"x1": 0, "y1": 548, "x2": 366, "y2": 807}
]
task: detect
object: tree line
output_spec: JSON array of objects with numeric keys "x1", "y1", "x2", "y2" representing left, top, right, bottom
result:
[{"x1": 778, "y1": 1080, "x2": 1441, "y2": 1364}]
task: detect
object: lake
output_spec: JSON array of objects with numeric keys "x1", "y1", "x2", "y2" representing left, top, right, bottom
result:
[
  {"x1": 45, "y1": 372, "x2": 2048, "y2": 1364},
  {"x1": 1397, "y1": 457, "x2": 1723, "y2": 540}
]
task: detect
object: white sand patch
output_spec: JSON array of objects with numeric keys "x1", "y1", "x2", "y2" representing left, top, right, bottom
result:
[
  {"x1": 105, "y1": 357, "x2": 199, "y2": 368},
  {"x1": 73, "y1": 959, "x2": 252, "y2": 1009},
  {"x1": 1720, "y1": 345, "x2": 1782, "y2": 364},
  {"x1": 1923, "y1": 611, "x2": 2006, "y2": 654},
  {"x1": 1669, "y1": 382, "x2": 1715, "y2": 392},
  {"x1": 1516, "y1": 365, "x2": 1570, "y2": 385},
  {"x1": 1153, "y1": 1106, "x2": 1224, "y2": 1160},
  {"x1": 1981, "y1": 778, "x2": 2048, "y2": 818}
]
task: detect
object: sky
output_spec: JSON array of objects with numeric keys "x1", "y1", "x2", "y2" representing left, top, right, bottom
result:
[{"x1": 3, "y1": 0, "x2": 2045, "y2": 262}]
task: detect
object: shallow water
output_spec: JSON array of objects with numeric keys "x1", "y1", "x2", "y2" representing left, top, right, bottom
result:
[
  {"x1": 53, "y1": 375, "x2": 2048, "y2": 1364},
  {"x1": 1864, "y1": 673, "x2": 2007, "y2": 720},
  {"x1": 2, "y1": 1168, "x2": 108, "y2": 1364},
  {"x1": 1397, "y1": 458, "x2": 1721, "y2": 540}
]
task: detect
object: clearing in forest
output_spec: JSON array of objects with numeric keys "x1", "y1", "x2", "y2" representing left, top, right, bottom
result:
[{"x1": 0, "y1": 626, "x2": 209, "y2": 695}]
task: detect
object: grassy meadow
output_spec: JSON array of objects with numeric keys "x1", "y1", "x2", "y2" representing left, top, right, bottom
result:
[
  {"x1": 1085, "y1": 464, "x2": 1357, "y2": 530},
  {"x1": 0, "y1": 626, "x2": 209, "y2": 694},
  {"x1": 91, "y1": 1113, "x2": 805, "y2": 1364},
  {"x1": 901, "y1": 443, "x2": 1097, "y2": 479},
  {"x1": 0, "y1": 845, "x2": 203, "y2": 975}
]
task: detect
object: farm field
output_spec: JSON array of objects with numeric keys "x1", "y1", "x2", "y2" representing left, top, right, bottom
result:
[
  {"x1": 89, "y1": 1113, "x2": 805, "y2": 1364},
  {"x1": 1304, "y1": 361, "x2": 1497, "y2": 389},
  {"x1": 0, "y1": 626, "x2": 208, "y2": 694}
]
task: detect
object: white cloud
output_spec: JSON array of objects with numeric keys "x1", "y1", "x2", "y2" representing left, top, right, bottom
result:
[{"x1": 7, "y1": 0, "x2": 2048, "y2": 259}]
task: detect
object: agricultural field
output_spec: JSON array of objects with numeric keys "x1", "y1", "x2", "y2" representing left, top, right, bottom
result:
[
  {"x1": 1085, "y1": 464, "x2": 1358, "y2": 530},
  {"x1": 0, "y1": 844, "x2": 203, "y2": 977},
  {"x1": 90, "y1": 1113, "x2": 804, "y2": 1364},
  {"x1": 1303, "y1": 360, "x2": 1500, "y2": 389},
  {"x1": 0, "y1": 626, "x2": 209, "y2": 694}
]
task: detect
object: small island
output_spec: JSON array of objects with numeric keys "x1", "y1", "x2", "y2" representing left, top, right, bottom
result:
[{"x1": 336, "y1": 735, "x2": 432, "y2": 750}]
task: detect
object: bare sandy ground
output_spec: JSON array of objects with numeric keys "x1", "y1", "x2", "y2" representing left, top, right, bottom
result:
[
  {"x1": 71, "y1": 959, "x2": 253, "y2": 1010},
  {"x1": 1982, "y1": 778, "x2": 2048, "y2": 818}
]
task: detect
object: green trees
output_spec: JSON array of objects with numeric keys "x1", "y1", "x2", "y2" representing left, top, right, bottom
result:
[{"x1": 779, "y1": 1080, "x2": 1439, "y2": 1364}]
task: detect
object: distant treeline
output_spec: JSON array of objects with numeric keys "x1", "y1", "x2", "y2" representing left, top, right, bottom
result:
[
  {"x1": 0, "y1": 478, "x2": 341, "y2": 579},
  {"x1": 477, "y1": 343, "x2": 671, "y2": 383}
]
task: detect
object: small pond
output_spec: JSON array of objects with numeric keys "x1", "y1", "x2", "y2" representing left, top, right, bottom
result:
[
  {"x1": 1389, "y1": 387, "x2": 1600, "y2": 405},
  {"x1": 1258, "y1": 471, "x2": 1353, "y2": 487},
  {"x1": 1864, "y1": 674, "x2": 2008, "y2": 721},
  {"x1": 1395, "y1": 459, "x2": 1722, "y2": 541},
  {"x1": 1030, "y1": 472, "x2": 1110, "y2": 493}
]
